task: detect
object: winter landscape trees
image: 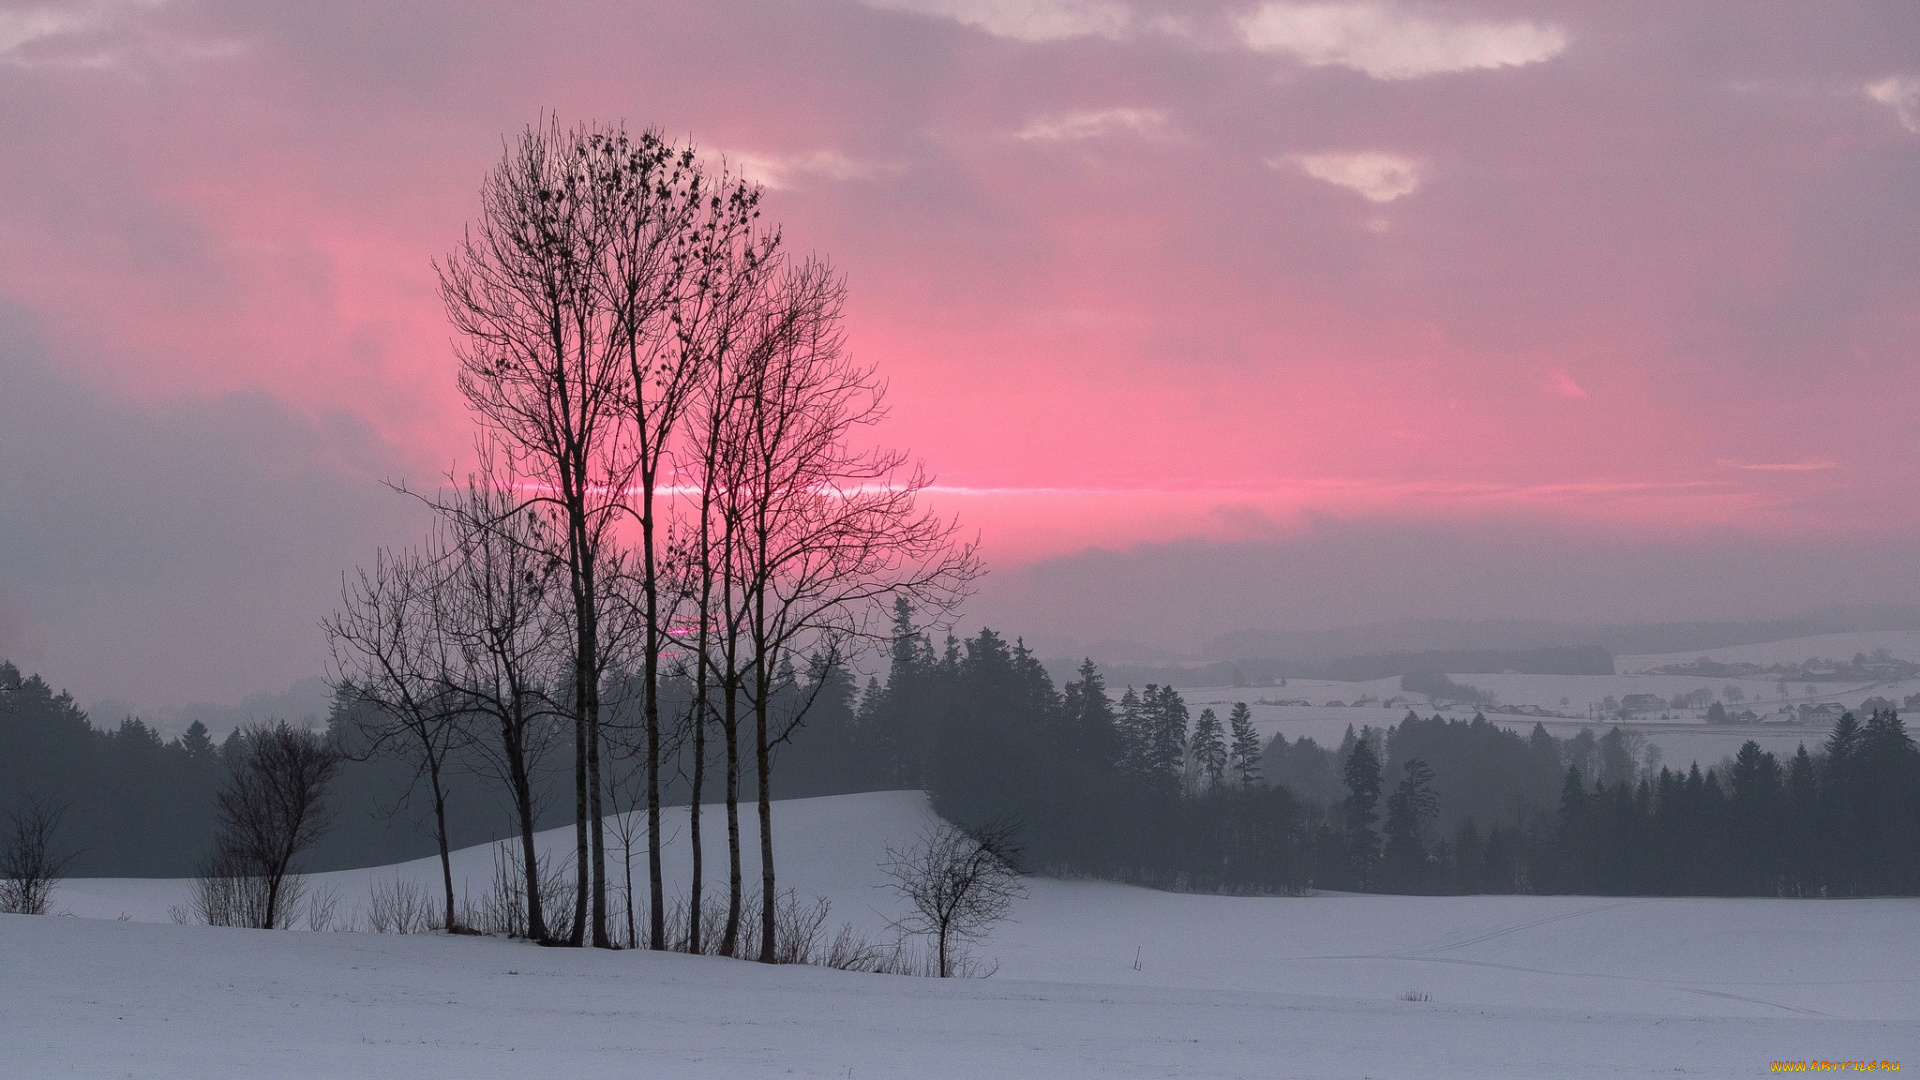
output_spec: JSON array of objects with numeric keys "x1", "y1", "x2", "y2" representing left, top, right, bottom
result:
[
  {"x1": 323, "y1": 117, "x2": 973, "y2": 955},
  {"x1": 6, "y1": 118, "x2": 1920, "y2": 969}
]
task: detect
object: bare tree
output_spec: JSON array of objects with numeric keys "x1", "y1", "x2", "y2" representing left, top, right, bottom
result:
[
  {"x1": 597, "y1": 131, "x2": 764, "y2": 952},
  {"x1": 325, "y1": 545, "x2": 467, "y2": 932},
  {"x1": 671, "y1": 177, "x2": 783, "y2": 956},
  {"x1": 883, "y1": 821, "x2": 1028, "y2": 977},
  {"x1": 206, "y1": 722, "x2": 341, "y2": 930},
  {"x1": 441, "y1": 118, "x2": 640, "y2": 947},
  {"x1": 0, "y1": 798, "x2": 75, "y2": 915},
  {"x1": 435, "y1": 469, "x2": 569, "y2": 942},
  {"x1": 720, "y1": 256, "x2": 977, "y2": 961}
]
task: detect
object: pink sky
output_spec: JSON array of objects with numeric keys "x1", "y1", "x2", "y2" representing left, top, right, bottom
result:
[{"x1": 2, "y1": 0, "x2": 1918, "y2": 704}]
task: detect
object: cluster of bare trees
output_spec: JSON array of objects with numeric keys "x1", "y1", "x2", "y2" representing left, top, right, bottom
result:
[{"x1": 328, "y1": 118, "x2": 973, "y2": 957}]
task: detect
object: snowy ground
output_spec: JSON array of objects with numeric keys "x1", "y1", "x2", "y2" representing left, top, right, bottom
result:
[
  {"x1": 1618, "y1": 630, "x2": 1920, "y2": 671},
  {"x1": 7, "y1": 791, "x2": 1917, "y2": 1077}
]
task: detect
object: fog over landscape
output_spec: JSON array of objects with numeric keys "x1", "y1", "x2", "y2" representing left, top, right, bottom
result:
[{"x1": 2, "y1": 1, "x2": 1917, "y2": 1077}]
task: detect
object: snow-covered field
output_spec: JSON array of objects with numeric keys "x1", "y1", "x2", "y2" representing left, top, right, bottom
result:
[
  {"x1": 6, "y1": 791, "x2": 1916, "y2": 1077},
  {"x1": 1619, "y1": 630, "x2": 1920, "y2": 672},
  {"x1": 1178, "y1": 630, "x2": 1920, "y2": 772}
]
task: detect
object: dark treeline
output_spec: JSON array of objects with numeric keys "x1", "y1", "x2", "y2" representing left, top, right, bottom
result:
[
  {"x1": 820, "y1": 611, "x2": 1920, "y2": 896},
  {"x1": 0, "y1": 660, "x2": 559, "y2": 876},
  {"x1": 0, "y1": 659, "x2": 874, "y2": 877},
  {"x1": 11, "y1": 612, "x2": 1920, "y2": 896},
  {"x1": 0, "y1": 663, "x2": 219, "y2": 876}
]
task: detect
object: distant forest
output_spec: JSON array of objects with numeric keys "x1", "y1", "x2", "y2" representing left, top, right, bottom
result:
[
  {"x1": 0, "y1": 660, "x2": 869, "y2": 876},
  {"x1": 5, "y1": 609, "x2": 1919, "y2": 896}
]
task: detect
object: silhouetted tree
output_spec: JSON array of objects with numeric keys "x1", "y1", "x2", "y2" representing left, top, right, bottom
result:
[
  {"x1": 1343, "y1": 736, "x2": 1384, "y2": 888},
  {"x1": 1228, "y1": 702, "x2": 1261, "y2": 787},
  {"x1": 1382, "y1": 758, "x2": 1438, "y2": 888},
  {"x1": 441, "y1": 118, "x2": 639, "y2": 947},
  {"x1": 1189, "y1": 707, "x2": 1226, "y2": 794},
  {"x1": 883, "y1": 820, "x2": 1027, "y2": 977},
  {"x1": 0, "y1": 799, "x2": 74, "y2": 915},
  {"x1": 205, "y1": 722, "x2": 341, "y2": 930},
  {"x1": 326, "y1": 544, "x2": 469, "y2": 932}
]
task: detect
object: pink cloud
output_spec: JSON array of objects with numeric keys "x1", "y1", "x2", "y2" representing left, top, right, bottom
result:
[
  {"x1": 0, "y1": 0, "x2": 1914, "y2": 568},
  {"x1": 1547, "y1": 372, "x2": 1589, "y2": 398}
]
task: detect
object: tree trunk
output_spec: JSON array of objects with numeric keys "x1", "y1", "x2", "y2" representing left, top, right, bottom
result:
[
  {"x1": 624, "y1": 831, "x2": 636, "y2": 949},
  {"x1": 721, "y1": 679, "x2": 742, "y2": 957},
  {"x1": 688, "y1": 657, "x2": 708, "y2": 953},
  {"x1": 264, "y1": 873, "x2": 281, "y2": 932},
  {"x1": 642, "y1": 482, "x2": 665, "y2": 951},
  {"x1": 511, "y1": 739, "x2": 545, "y2": 941},
  {"x1": 756, "y1": 664, "x2": 777, "y2": 964},
  {"x1": 429, "y1": 755, "x2": 456, "y2": 931},
  {"x1": 572, "y1": 508, "x2": 608, "y2": 949},
  {"x1": 588, "y1": 697, "x2": 608, "y2": 948}
]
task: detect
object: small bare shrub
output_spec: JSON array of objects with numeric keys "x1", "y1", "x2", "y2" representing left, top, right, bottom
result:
[
  {"x1": 192, "y1": 849, "x2": 305, "y2": 929},
  {"x1": 537, "y1": 853, "x2": 576, "y2": 944},
  {"x1": 367, "y1": 876, "x2": 432, "y2": 934},
  {"x1": 772, "y1": 892, "x2": 832, "y2": 965},
  {"x1": 0, "y1": 799, "x2": 76, "y2": 915},
  {"x1": 462, "y1": 840, "x2": 572, "y2": 939},
  {"x1": 820, "y1": 924, "x2": 881, "y2": 970},
  {"x1": 306, "y1": 885, "x2": 342, "y2": 932},
  {"x1": 467, "y1": 842, "x2": 527, "y2": 937}
]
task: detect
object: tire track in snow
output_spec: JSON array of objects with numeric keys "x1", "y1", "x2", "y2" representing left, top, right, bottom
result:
[{"x1": 1394, "y1": 900, "x2": 1641, "y2": 957}]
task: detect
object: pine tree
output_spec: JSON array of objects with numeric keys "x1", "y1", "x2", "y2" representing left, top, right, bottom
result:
[
  {"x1": 1785, "y1": 744, "x2": 1818, "y2": 894},
  {"x1": 1061, "y1": 659, "x2": 1122, "y2": 769},
  {"x1": 1342, "y1": 737, "x2": 1384, "y2": 887},
  {"x1": 1147, "y1": 685, "x2": 1188, "y2": 792},
  {"x1": 1383, "y1": 758, "x2": 1439, "y2": 888},
  {"x1": 180, "y1": 720, "x2": 215, "y2": 761},
  {"x1": 1116, "y1": 687, "x2": 1149, "y2": 777},
  {"x1": 1190, "y1": 708, "x2": 1226, "y2": 794},
  {"x1": 1227, "y1": 702, "x2": 1261, "y2": 786}
]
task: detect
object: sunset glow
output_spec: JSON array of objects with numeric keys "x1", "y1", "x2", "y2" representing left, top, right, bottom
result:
[{"x1": 2, "y1": 0, "x2": 1917, "y2": 703}]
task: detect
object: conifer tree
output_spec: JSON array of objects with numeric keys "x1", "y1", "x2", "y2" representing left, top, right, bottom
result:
[
  {"x1": 1149, "y1": 685, "x2": 1189, "y2": 792},
  {"x1": 1227, "y1": 702, "x2": 1261, "y2": 786},
  {"x1": 180, "y1": 720, "x2": 215, "y2": 762},
  {"x1": 1061, "y1": 659, "x2": 1122, "y2": 768},
  {"x1": 1342, "y1": 736, "x2": 1384, "y2": 887},
  {"x1": 1383, "y1": 758, "x2": 1438, "y2": 886},
  {"x1": 1116, "y1": 687, "x2": 1149, "y2": 777},
  {"x1": 1190, "y1": 708, "x2": 1226, "y2": 794}
]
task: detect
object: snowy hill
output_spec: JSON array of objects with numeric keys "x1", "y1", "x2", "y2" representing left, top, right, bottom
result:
[{"x1": 8, "y1": 790, "x2": 1917, "y2": 1077}]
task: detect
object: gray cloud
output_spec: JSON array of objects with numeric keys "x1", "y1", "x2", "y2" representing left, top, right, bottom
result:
[
  {"x1": 964, "y1": 516, "x2": 1920, "y2": 660},
  {"x1": 0, "y1": 310, "x2": 429, "y2": 709}
]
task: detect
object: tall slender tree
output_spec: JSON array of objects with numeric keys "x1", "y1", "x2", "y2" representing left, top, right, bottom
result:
[
  {"x1": 1189, "y1": 707, "x2": 1226, "y2": 794},
  {"x1": 436, "y1": 469, "x2": 569, "y2": 941},
  {"x1": 1343, "y1": 736, "x2": 1384, "y2": 888},
  {"x1": 324, "y1": 545, "x2": 467, "y2": 932},
  {"x1": 716, "y1": 255, "x2": 975, "y2": 961},
  {"x1": 1228, "y1": 702, "x2": 1262, "y2": 787}
]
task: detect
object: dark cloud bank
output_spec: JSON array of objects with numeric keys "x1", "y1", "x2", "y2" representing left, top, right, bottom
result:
[{"x1": 0, "y1": 312, "x2": 428, "y2": 713}]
